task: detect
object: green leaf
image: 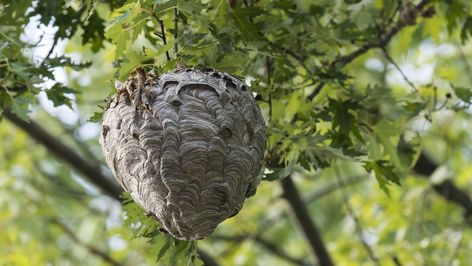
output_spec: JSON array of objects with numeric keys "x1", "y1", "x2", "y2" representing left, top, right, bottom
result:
[
  {"x1": 460, "y1": 16, "x2": 472, "y2": 43},
  {"x1": 106, "y1": 2, "x2": 148, "y2": 58},
  {"x1": 363, "y1": 160, "x2": 400, "y2": 195},
  {"x1": 3, "y1": 96, "x2": 30, "y2": 121},
  {"x1": 453, "y1": 85, "x2": 472, "y2": 104},
  {"x1": 156, "y1": 237, "x2": 172, "y2": 262},
  {"x1": 81, "y1": 10, "x2": 106, "y2": 52},
  {"x1": 397, "y1": 133, "x2": 421, "y2": 169},
  {"x1": 45, "y1": 84, "x2": 76, "y2": 108},
  {"x1": 88, "y1": 111, "x2": 104, "y2": 123},
  {"x1": 231, "y1": 8, "x2": 259, "y2": 41},
  {"x1": 121, "y1": 193, "x2": 198, "y2": 264},
  {"x1": 374, "y1": 120, "x2": 403, "y2": 169},
  {"x1": 154, "y1": 0, "x2": 178, "y2": 14}
]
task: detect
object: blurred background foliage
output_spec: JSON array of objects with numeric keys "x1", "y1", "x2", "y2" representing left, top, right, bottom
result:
[{"x1": 1, "y1": 0, "x2": 472, "y2": 265}]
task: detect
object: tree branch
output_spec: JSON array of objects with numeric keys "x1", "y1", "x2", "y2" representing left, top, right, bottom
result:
[
  {"x1": 3, "y1": 109, "x2": 220, "y2": 266},
  {"x1": 254, "y1": 235, "x2": 310, "y2": 266},
  {"x1": 334, "y1": 166, "x2": 380, "y2": 265},
  {"x1": 413, "y1": 152, "x2": 472, "y2": 223},
  {"x1": 154, "y1": 16, "x2": 170, "y2": 62},
  {"x1": 304, "y1": 174, "x2": 368, "y2": 203},
  {"x1": 51, "y1": 218, "x2": 123, "y2": 266},
  {"x1": 281, "y1": 175, "x2": 334, "y2": 266},
  {"x1": 212, "y1": 234, "x2": 308, "y2": 266},
  {"x1": 381, "y1": 47, "x2": 418, "y2": 92},
  {"x1": 160, "y1": 19, "x2": 171, "y2": 61},
  {"x1": 294, "y1": 0, "x2": 472, "y2": 227},
  {"x1": 308, "y1": 0, "x2": 432, "y2": 100},
  {"x1": 3, "y1": 109, "x2": 123, "y2": 199},
  {"x1": 273, "y1": 4, "x2": 451, "y2": 263}
]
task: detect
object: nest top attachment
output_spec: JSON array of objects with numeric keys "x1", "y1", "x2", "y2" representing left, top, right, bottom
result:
[{"x1": 100, "y1": 67, "x2": 266, "y2": 240}]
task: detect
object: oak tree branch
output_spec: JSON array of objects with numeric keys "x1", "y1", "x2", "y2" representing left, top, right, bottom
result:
[
  {"x1": 281, "y1": 175, "x2": 333, "y2": 266},
  {"x1": 3, "y1": 109, "x2": 123, "y2": 199},
  {"x1": 413, "y1": 152, "x2": 472, "y2": 224}
]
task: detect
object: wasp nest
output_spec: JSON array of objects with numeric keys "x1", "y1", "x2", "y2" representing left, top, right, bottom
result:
[{"x1": 100, "y1": 67, "x2": 266, "y2": 240}]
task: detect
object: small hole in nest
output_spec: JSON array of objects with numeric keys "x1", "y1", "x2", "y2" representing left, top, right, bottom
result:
[
  {"x1": 241, "y1": 85, "x2": 247, "y2": 91},
  {"x1": 117, "y1": 119, "x2": 122, "y2": 129},
  {"x1": 245, "y1": 122, "x2": 254, "y2": 144},
  {"x1": 221, "y1": 126, "x2": 232, "y2": 139},
  {"x1": 163, "y1": 81, "x2": 179, "y2": 90},
  {"x1": 171, "y1": 99, "x2": 182, "y2": 107},
  {"x1": 226, "y1": 80, "x2": 237, "y2": 89},
  {"x1": 148, "y1": 91, "x2": 157, "y2": 102},
  {"x1": 201, "y1": 67, "x2": 214, "y2": 72},
  {"x1": 102, "y1": 125, "x2": 110, "y2": 138},
  {"x1": 229, "y1": 208, "x2": 240, "y2": 218},
  {"x1": 132, "y1": 132, "x2": 139, "y2": 140},
  {"x1": 158, "y1": 228, "x2": 169, "y2": 234},
  {"x1": 245, "y1": 183, "x2": 254, "y2": 196},
  {"x1": 212, "y1": 72, "x2": 221, "y2": 78}
]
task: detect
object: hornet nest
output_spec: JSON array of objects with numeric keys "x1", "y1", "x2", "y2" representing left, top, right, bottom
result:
[{"x1": 100, "y1": 67, "x2": 266, "y2": 240}]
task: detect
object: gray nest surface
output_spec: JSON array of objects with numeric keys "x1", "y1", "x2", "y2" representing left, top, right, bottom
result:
[{"x1": 100, "y1": 67, "x2": 266, "y2": 240}]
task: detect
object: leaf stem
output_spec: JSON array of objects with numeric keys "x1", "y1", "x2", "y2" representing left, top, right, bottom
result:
[
  {"x1": 173, "y1": 7, "x2": 179, "y2": 56},
  {"x1": 152, "y1": 12, "x2": 170, "y2": 62},
  {"x1": 158, "y1": 18, "x2": 171, "y2": 62}
]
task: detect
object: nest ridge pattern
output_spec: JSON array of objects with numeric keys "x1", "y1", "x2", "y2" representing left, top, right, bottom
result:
[{"x1": 100, "y1": 67, "x2": 266, "y2": 240}]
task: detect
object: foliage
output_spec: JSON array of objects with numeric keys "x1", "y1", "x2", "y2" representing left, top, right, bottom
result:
[
  {"x1": 1, "y1": 0, "x2": 472, "y2": 265},
  {"x1": 121, "y1": 194, "x2": 202, "y2": 266}
]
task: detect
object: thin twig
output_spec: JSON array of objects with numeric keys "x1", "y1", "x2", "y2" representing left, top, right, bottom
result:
[
  {"x1": 333, "y1": 164, "x2": 380, "y2": 265},
  {"x1": 266, "y1": 56, "x2": 273, "y2": 120},
  {"x1": 304, "y1": 174, "x2": 368, "y2": 203},
  {"x1": 382, "y1": 47, "x2": 418, "y2": 92},
  {"x1": 174, "y1": 7, "x2": 179, "y2": 55},
  {"x1": 307, "y1": 82, "x2": 325, "y2": 101},
  {"x1": 265, "y1": 39, "x2": 310, "y2": 74},
  {"x1": 254, "y1": 235, "x2": 310, "y2": 266},
  {"x1": 51, "y1": 218, "x2": 123, "y2": 266},
  {"x1": 43, "y1": 37, "x2": 59, "y2": 61},
  {"x1": 447, "y1": 233, "x2": 463, "y2": 266},
  {"x1": 384, "y1": 0, "x2": 402, "y2": 30},
  {"x1": 158, "y1": 18, "x2": 171, "y2": 61},
  {"x1": 212, "y1": 234, "x2": 308, "y2": 266}
]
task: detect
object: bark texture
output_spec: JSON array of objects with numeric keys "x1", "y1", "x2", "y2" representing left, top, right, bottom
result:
[{"x1": 100, "y1": 67, "x2": 266, "y2": 240}]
